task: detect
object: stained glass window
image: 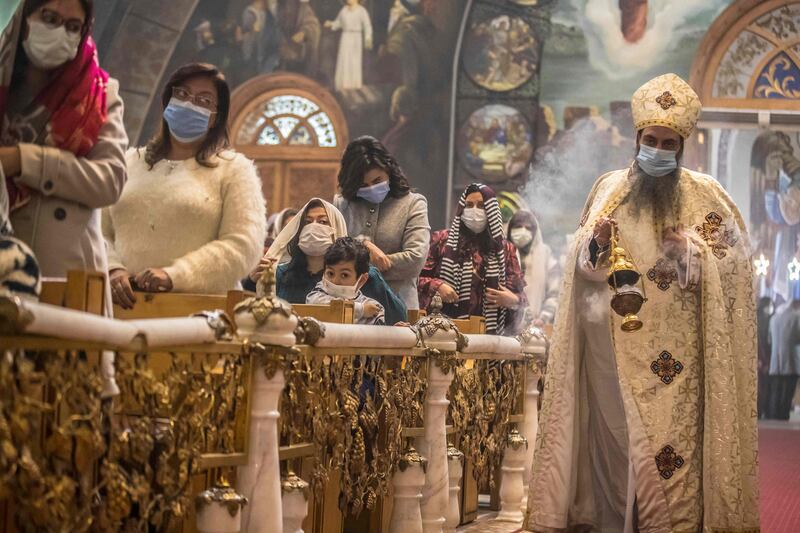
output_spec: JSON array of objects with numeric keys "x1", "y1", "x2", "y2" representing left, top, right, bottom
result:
[{"x1": 235, "y1": 94, "x2": 338, "y2": 147}]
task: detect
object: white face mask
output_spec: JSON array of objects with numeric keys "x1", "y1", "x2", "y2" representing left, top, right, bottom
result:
[
  {"x1": 461, "y1": 207, "x2": 488, "y2": 234},
  {"x1": 298, "y1": 223, "x2": 334, "y2": 257},
  {"x1": 636, "y1": 144, "x2": 678, "y2": 177},
  {"x1": 322, "y1": 275, "x2": 365, "y2": 300},
  {"x1": 510, "y1": 227, "x2": 534, "y2": 249},
  {"x1": 23, "y1": 20, "x2": 82, "y2": 70}
]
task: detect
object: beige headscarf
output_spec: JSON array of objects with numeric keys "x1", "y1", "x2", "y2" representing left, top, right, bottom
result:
[
  {"x1": 264, "y1": 198, "x2": 347, "y2": 262},
  {"x1": 510, "y1": 210, "x2": 550, "y2": 316},
  {"x1": 268, "y1": 208, "x2": 298, "y2": 239}
]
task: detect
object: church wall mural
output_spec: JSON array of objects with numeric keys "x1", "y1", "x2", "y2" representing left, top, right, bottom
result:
[
  {"x1": 695, "y1": 1, "x2": 800, "y2": 303},
  {"x1": 95, "y1": 0, "x2": 467, "y2": 230},
  {"x1": 522, "y1": 0, "x2": 739, "y2": 250},
  {"x1": 92, "y1": 0, "x2": 800, "y2": 259}
]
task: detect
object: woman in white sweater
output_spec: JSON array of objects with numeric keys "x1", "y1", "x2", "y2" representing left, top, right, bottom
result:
[{"x1": 102, "y1": 63, "x2": 265, "y2": 308}]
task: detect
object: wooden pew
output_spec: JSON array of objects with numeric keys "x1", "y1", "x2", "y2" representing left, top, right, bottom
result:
[
  {"x1": 113, "y1": 290, "x2": 248, "y2": 321},
  {"x1": 293, "y1": 299, "x2": 355, "y2": 325},
  {"x1": 40, "y1": 270, "x2": 106, "y2": 314}
]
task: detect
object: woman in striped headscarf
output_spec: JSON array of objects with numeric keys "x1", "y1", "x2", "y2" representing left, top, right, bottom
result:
[{"x1": 418, "y1": 183, "x2": 527, "y2": 335}]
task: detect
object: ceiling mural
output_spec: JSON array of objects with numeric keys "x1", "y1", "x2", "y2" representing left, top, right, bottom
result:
[{"x1": 540, "y1": 0, "x2": 735, "y2": 127}]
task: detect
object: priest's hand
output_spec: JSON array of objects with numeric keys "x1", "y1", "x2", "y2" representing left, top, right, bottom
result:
[
  {"x1": 486, "y1": 285, "x2": 519, "y2": 309},
  {"x1": 110, "y1": 268, "x2": 136, "y2": 309},
  {"x1": 437, "y1": 282, "x2": 459, "y2": 304},
  {"x1": 593, "y1": 217, "x2": 616, "y2": 248},
  {"x1": 134, "y1": 268, "x2": 173, "y2": 293},
  {"x1": 663, "y1": 225, "x2": 689, "y2": 261}
]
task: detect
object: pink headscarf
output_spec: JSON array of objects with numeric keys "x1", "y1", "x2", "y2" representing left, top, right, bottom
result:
[{"x1": 0, "y1": 7, "x2": 109, "y2": 210}]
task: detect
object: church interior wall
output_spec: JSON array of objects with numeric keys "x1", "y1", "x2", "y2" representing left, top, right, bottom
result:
[{"x1": 88, "y1": 0, "x2": 800, "y2": 253}]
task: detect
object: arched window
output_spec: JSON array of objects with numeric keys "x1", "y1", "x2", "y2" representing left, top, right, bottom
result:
[
  {"x1": 230, "y1": 73, "x2": 349, "y2": 212},
  {"x1": 691, "y1": 0, "x2": 800, "y2": 109},
  {"x1": 234, "y1": 94, "x2": 338, "y2": 148}
]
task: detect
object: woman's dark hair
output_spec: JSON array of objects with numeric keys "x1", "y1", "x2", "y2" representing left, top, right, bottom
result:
[
  {"x1": 337, "y1": 136, "x2": 411, "y2": 201},
  {"x1": 324, "y1": 237, "x2": 370, "y2": 277},
  {"x1": 145, "y1": 62, "x2": 231, "y2": 169},
  {"x1": 13, "y1": 0, "x2": 94, "y2": 84},
  {"x1": 285, "y1": 199, "x2": 325, "y2": 275},
  {"x1": 23, "y1": 0, "x2": 94, "y2": 42}
]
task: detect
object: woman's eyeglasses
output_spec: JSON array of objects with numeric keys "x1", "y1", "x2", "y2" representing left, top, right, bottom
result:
[
  {"x1": 172, "y1": 87, "x2": 218, "y2": 111},
  {"x1": 39, "y1": 8, "x2": 84, "y2": 35}
]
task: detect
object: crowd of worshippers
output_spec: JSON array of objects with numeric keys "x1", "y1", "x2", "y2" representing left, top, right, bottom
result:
[{"x1": 0, "y1": 0, "x2": 559, "y2": 335}]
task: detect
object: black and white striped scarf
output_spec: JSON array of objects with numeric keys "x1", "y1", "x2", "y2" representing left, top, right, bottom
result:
[{"x1": 440, "y1": 184, "x2": 507, "y2": 334}]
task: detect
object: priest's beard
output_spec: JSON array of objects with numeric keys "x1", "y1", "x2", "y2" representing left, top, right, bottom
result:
[{"x1": 621, "y1": 162, "x2": 682, "y2": 227}]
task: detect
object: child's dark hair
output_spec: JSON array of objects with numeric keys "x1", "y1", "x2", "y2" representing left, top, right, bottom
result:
[{"x1": 324, "y1": 237, "x2": 370, "y2": 276}]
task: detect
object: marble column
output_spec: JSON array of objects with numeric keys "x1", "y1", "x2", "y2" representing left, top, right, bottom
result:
[
  {"x1": 496, "y1": 430, "x2": 528, "y2": 523},
  {"x1": 418, "y1": 362, "x2": 454, "y2": 533},
  {"x1": 444, "y1": 445, "x2": 463, "y2": 532},
  {"x1": 281, "y1": 471, "x2": 309, "y2": 533},
  {"x1": 389, "y1": 446, "x2": 427, "y2": 533},
  {"x1": 521, "y1": 366, "x2": 541, "y2": 511},
  {"x1": 237, "y1": 366, "x2": 285, "y2": 533}
]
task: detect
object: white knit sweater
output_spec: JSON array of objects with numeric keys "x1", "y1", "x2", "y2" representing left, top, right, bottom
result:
[{"x1": 102, "y1": 149, "x2": 266, "y2": 294}]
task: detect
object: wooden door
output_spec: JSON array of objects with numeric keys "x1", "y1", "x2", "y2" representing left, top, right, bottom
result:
[{"x1": 230, "y1": 73, "x2": 349, "y2": 212}]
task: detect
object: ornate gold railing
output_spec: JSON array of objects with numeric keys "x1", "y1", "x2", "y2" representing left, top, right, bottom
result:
[
  {"x1": 0, "y1": 338, "x2": 251, "y2": 532},
  {"x1": 0, "y1": 286, "x2": 547, "y2": 533}
]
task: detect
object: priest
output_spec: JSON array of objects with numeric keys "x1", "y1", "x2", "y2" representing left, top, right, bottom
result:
[{"x1": 524, "y1": 74, "x2": 759, "y2": 532}]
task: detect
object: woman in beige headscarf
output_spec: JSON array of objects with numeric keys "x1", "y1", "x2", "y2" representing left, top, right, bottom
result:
[
  {"x1": 256, "y1": 198, "x2": 407, "y2": 324},
  {"x1": 507, "y1": 210, "x2": 559, "y2": 325}
]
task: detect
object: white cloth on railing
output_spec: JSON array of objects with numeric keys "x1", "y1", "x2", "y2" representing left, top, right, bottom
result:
[
  {"x1": 312, "y1": 323, "x2": 418, "y2": 349},
  {"x1": 460, "y1": 334, "x2": 522, "y2": 357},
  {"x1": 126, "y1": 318, "x2": 218, "y2": 347},
  {"x1": 7, "y1": 299, "x2": 219, "y2": 348},
  {"x1": 21, "y1": 300, "x2": 140, "y2": 346}
]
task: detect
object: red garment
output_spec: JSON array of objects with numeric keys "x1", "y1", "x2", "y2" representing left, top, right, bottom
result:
[
  {"x1": 619, "y1": 0, "x2": 648, "y2": 43},
  {"x1": 418, "y1": 229, "x2": 528, "y2": 333},
  {"x1": 0, "y1": 26, "x2": 109, "y2": 211}
]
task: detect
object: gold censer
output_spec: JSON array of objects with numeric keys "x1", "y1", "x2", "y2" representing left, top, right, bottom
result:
[{"x1": 606, "y1": 223, "x2": 647, "y2": 332}]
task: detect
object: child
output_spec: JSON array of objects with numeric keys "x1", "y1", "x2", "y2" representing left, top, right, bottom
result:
[{"x1": 307, "y1": 237, "x2": 385, "y2": 325}]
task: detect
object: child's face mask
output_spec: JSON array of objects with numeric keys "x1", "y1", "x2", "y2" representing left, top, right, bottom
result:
[{"x1": 322, "y1": 269, "x2": 368, "y2": 300}]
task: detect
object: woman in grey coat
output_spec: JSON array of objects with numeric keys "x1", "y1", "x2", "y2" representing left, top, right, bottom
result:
[{"x1": 334, "y1": 136, "x2": 429, "y2": 310}]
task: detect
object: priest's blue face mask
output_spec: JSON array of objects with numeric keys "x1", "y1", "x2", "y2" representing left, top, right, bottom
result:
[
  {"x1": 357, "y1": 181, "x2": 391, "y2": 204},
  {"x1": 636, "y1": 144, "x2": 678, "y2": 177},
  {"x1": 163, "y1": 98, "x2": 212, "y2": 143}
]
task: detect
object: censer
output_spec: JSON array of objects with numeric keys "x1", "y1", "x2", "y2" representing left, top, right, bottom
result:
[{"x1": 606, "y1": 223, "x2": 647, "y2": 332}]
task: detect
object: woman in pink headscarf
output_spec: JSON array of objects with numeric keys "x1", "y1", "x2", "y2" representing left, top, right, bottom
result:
[{"x1": 0, "y1": 0, "x2": 126, "y2": 281}]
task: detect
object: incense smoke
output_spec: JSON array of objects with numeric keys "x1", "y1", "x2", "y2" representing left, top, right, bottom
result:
[{"x1": 520, "y1": 117, "x2": 632, "y2": 247}]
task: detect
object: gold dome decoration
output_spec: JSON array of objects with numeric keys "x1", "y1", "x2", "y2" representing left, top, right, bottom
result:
[{"x1": 631, "y1": 73, "x2": 701, "y2": 139}]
